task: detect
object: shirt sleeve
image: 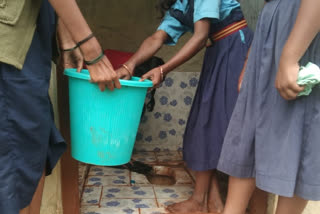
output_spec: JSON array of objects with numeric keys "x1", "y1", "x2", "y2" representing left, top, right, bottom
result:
[
  {"x1": 157, "y1": 11, "x2": 188, "y2": 46},
  {"x1": 194, "y1": 0, "x2": 221, "y2": 23}
]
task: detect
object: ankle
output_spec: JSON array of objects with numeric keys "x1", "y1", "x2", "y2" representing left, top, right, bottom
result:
[{"x1": 191, "y1": 195, "x2": 206, "y2": 205}]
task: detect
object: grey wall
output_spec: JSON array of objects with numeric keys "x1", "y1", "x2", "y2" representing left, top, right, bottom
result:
[{"x1": 239, "y1": 0, "x2": 265, "y2": 30}]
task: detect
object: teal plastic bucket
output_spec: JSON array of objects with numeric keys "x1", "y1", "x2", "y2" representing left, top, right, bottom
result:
[{"x1": 64, "y1": 69, "x2": 153, "y2": 166}]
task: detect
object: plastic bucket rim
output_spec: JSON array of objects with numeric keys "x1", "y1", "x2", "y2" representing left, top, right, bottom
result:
[{"x1": 64, "y1": 68, "x2": 153, "y2": 88}]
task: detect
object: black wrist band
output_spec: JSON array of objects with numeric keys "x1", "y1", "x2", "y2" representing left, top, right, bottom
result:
[
  {"x1": 61, "y1": 45, "x2": 78, "y2": 52},
  {"x1": 84, "y1": 51, "x2": 104, "y2": 66},
  {"x1": 77, "y1": 33, "x2": 94, "y2": 48},
  {"x1": 61, "y1": 34, "x2": 94, "y2": 52}
]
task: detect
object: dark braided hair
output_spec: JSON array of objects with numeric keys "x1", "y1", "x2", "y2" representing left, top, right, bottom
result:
[{"x1": 157, "y1": 0, "x2": 178, "y2": 18}]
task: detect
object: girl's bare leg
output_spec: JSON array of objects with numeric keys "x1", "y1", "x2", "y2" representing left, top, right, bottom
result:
[
  {"x1": 275, "y1": 195, "x2": 307, "y2": 214},
  {"x1": 167, "y1": 170, "x2": 213, "y2": 213},
  {"x1": 222, "y1": 177, "x2": 256, "y2": 214},
  {"x1": 248, "y1": 188, "x2": 268, "y2": 214},
  {"x1": 207, "y1": 173, "x2": 224, "y2": 213}
]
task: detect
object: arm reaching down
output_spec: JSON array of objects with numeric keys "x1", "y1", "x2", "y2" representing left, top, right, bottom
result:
[
  {"x1": 141, "y1": 19, "x2": 210, "y2": 87},
  {"x1": 49, "y1": 0, "x2": 120, "y2": 91},
  {"x1": 57, "y1": 19, "x2": 83, "y2": 72},
  {"x1": 117, "y1": 30, "x2": 168, "y2": 79},
  {"x1": 275, "y1": 0, "x2": 320, "y2": 100}
]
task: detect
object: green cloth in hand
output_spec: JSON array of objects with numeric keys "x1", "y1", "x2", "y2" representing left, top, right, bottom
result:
[{"x1": 297, "y1": 62, "x2": 320, "y2": 96}]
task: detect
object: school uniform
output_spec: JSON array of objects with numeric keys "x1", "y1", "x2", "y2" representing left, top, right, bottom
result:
[
  {"x1": 158, "y1": 0, "x2": 253, "y2": 171},
  {"x1": 218, "y1": 0, "x2": 320, "y2": 200},
  {"x1": 0, "y1": 0, "x2": 66, "y2": 212}
]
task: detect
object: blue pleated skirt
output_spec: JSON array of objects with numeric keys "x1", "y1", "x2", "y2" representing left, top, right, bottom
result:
[
  {"x1": 218, "y1": 0, "x2": 320, "y2": 200},
  {"x1": 0, "y1": 1, "x2": 66, "y2": 212},
  {"x1": 183, "y1": 10, "x2": 253, "y2": 171}
]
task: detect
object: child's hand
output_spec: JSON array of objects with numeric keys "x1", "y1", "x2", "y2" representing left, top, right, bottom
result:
[
  {"x1": 140, "y1": 67, "x2": 163, "y2": 88},
  {"x1": 116, "y1": 66, "x2": 132, "y2": 80},
  {"x1": 275, "y1": 60, "x2": 304, "y2": 100},
  {"x1": 86, "y1": 56, "x2": 121, "y2": 92},
  {"x1": 61, "y1": 48, "x2": 84, "y2": 72}
]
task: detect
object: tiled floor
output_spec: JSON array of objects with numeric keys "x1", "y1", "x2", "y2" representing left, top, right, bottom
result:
[
  {"x1": 79, "y1": 151, "x2": 195, "y2": 214},
  {"x1": 79, "y1": 151, "x2": 320, "y2": 214}
]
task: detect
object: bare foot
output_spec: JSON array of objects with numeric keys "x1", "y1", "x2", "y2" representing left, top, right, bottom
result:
[
  {"x1": 207, "y1": 174, "x2": 224, "y2": 213},
  {"x1": 166, "y1": 212, "x2": 220, "y2": 214},
  {"x1": 166, "y1": 198, "x2": 205, "y2": 213},
  {"x1": 207, "y1": 199, "x2": 224, "y2": 213}
]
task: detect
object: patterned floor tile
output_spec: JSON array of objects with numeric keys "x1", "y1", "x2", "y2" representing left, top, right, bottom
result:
[
  {"x1": 155, "y1": 151, "x2": 182, "y2": 163},
  {"x1": 87, "y1": 175, "x2": 130, "y2": 186},
  {"x1": 101, "y1": 198, "x2": 157, "y2": 209},
  {"x1": 102, "y1": 186, "x2": 155, "y2": 199},
  {"x1": 154, "y1": 186, "x2": 193, "y2": 199},
  {"x1": 81, "y1": 150, "x2": 200, "y2": 212},
  {"x1": 79, "y1": 163, "x2": 88, "y2": 183},
  {"x1": 81, "y1": 206, "x2": 139, "y2": 214},
  {"x1": 157, "y1": 199, "x2": 186, "y2": 208},
  {"x1": 130, "y1": 172, "x2": 150, "y2": 185},
  {"x1": 134, "y1": 72, "x2": 199, "y2": 152},
  {"x1": 79, "y1": 163, "x2": 90, "y2": 196},
  {"x1": 132, "y1": 152, "x2": 157, "y2": 163},
  {"x1": 134, "y1": 144, "x2": 181, "y2": 152},
  {"x1": 140, "y1": 208, "x2": 168, "y2": 214},
  {"x1": 81, "y1": 186, "x2": 102, "y2": 206},
  {"x1": 89, "y1": 166, "x2": 129, "y2": 176},
  {"x1": 80, "y1": 204, "x2": 99, "y2": 208}
]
